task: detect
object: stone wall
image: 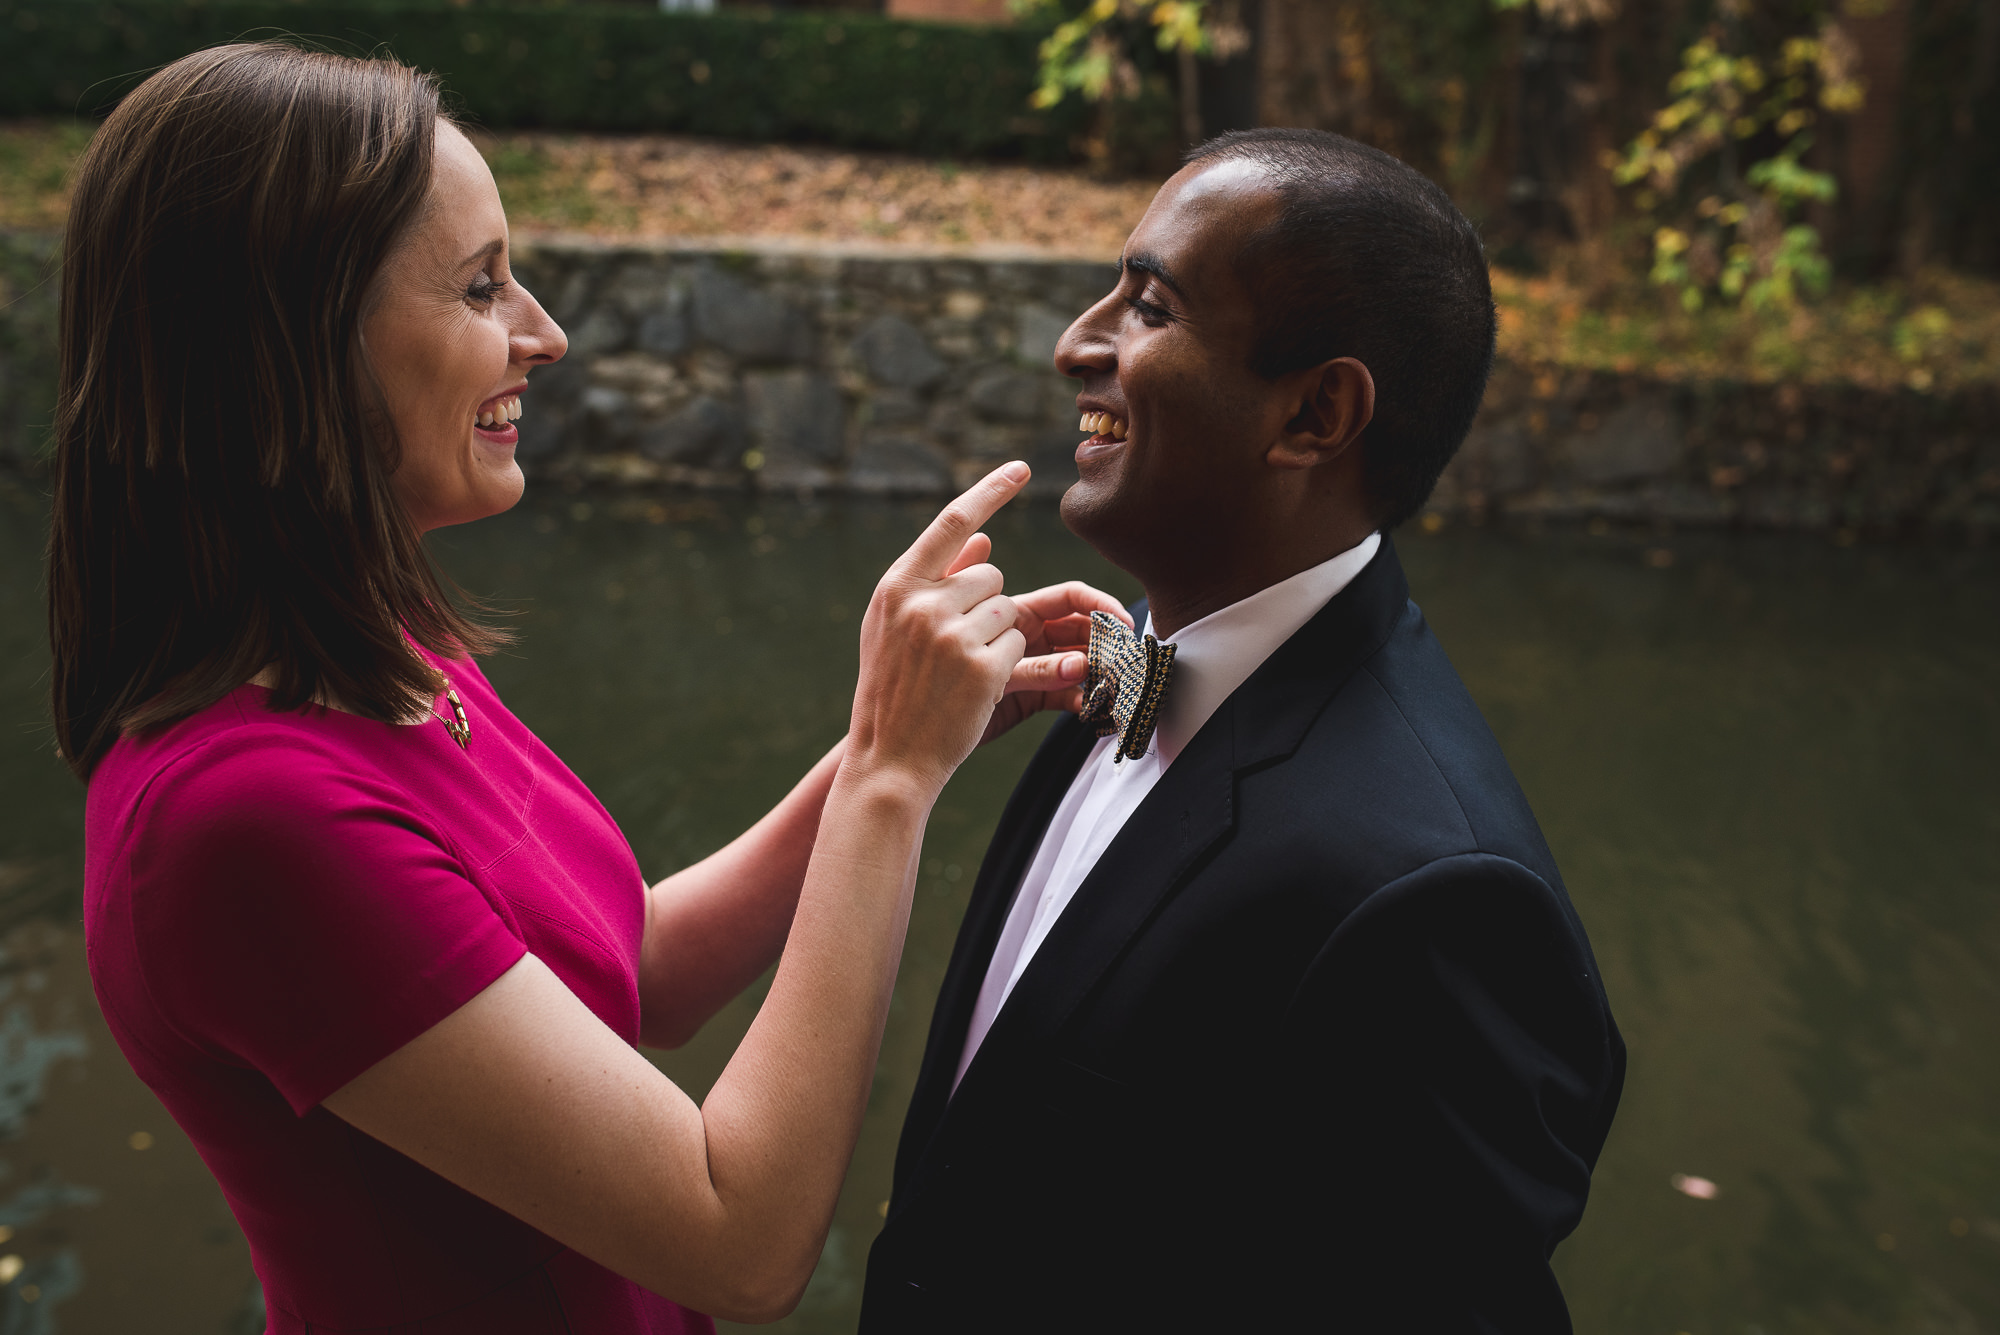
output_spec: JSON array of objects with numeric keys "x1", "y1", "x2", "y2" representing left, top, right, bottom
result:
[
  {"x1": 1440, "y1": 365, "x2": 2000, "y2": 535},
  {"x1": 504, "y1": 238, "x2": 1108, "y2": 502},
  {"x1": 4, "y1": 232, "x2": 1997, "y2": 535}
]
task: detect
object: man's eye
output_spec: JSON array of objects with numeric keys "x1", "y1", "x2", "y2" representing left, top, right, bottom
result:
[{"x1": 1125, "y1": 295, "x2": 1171, "y2": 326}]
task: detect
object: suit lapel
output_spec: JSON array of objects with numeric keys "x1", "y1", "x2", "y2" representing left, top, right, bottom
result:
[
  {"x1": 924, "y1": 541, "x2": 1413, "y2": 1150},
  {"x1": 890, "y1": 707, "x2": 1102, "y2": 1192}
]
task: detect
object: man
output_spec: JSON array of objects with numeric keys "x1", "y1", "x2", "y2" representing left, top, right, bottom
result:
[{"x1": 860, "y1": 128, "x2": 1625, "y2": 1332}]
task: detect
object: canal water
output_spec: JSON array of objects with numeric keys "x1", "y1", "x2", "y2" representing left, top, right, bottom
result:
[{"x1": 0, "y1": 470, "x2": 1995, "y2": 1334}]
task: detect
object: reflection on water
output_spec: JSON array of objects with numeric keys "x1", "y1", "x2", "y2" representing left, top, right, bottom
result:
[{"x1": 0, "y1": 472, "x2": 1996, "y2": 1333}]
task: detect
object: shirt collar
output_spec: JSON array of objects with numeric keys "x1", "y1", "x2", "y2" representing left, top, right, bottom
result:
[{"x1": 1142, "y1": 531, "x2": 1382, "y2": 764}]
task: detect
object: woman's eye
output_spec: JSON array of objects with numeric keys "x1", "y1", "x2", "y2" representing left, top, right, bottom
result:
[{"x1": 467, "y1": 277, "x2": 509, "y2": 306}]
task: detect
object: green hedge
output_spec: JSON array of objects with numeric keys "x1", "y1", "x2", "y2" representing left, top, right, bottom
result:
[{"x1": 0, "y1": 0, "x2": 1090, "y2": 159}]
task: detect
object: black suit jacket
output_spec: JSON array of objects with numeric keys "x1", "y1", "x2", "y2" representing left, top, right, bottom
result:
[{"x1": 860, "y1": 538, "x2": 1625, "y2": 1333}]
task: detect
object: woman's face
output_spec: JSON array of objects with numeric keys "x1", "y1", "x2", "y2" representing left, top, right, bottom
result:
[{"x1": 363, "y1": 121, "x2": 566, "y2": 532}]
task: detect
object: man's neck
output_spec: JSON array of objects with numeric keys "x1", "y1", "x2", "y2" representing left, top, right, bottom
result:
[{"x1": 1140, "y1": 529, "x2": 1378, "y2": 640}]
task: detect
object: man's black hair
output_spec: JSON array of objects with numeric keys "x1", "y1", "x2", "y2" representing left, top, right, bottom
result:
[{"x1": 1184, "y1": 128, "x2": 1496, "y2": 529}]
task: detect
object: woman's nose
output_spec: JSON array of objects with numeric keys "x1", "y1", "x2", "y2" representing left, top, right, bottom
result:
[{"x1": 512, "y1": 288, "x2": 568, "y2": 366}]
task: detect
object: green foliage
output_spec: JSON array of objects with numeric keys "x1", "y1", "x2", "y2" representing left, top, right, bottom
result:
[
  {"x1": 1614, "y1": 22, "x2": 1861, "y2": 311},
  {"x1": 0, "y1": 0, "x2": 1088, "y2": 160},
  {"x1": 0, "y1": 233, "x2": 59, "y2": 466},
  {"x1": 1017, "y1": 0, "x2": 1236, "y2": 108}
]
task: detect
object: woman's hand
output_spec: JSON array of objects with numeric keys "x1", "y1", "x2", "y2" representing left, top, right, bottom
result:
[
  {"x1": 845, "y1": 463, "x2": 1033, "y2": 795},
  {"x1": 968, "y1": 567, "x2": 1133, "y2": 746}
]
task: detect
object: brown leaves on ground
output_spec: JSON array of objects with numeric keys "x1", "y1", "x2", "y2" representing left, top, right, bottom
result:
[
  {"x1": 472, "y1": 130, "x2": 1161, "y2": 259},
  {"x1": 1493, "y1": 265, "x2": 2000, "y2": 394}
]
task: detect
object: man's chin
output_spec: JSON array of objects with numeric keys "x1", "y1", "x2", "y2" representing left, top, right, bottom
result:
[{"x1": 1058, "y1": 478, "x2": 1144, "y2": 572}]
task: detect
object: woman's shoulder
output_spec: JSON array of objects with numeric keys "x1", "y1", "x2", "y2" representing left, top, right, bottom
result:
[{"x1": 91, "y1": 688, "x2": 418, "y2": 837}]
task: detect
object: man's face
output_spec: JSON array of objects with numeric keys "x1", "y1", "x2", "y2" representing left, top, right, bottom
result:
[{"x1": 1053, "y1": 158, "x2": 1294, "y2": 578}]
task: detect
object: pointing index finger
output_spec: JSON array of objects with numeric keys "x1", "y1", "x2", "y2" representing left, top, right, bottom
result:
[{"x1": 898, "y1": 463, "x2": 1030, "y2": 581}]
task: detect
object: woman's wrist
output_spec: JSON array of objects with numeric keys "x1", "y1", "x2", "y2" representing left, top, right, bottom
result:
[{"x1": 829, "y1": 747, "x2": 941, "y2": 816}]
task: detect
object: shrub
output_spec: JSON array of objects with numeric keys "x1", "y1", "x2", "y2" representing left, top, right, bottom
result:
[{"x1": 0, "y1": 0, "x2": 1090, "y2": 160}]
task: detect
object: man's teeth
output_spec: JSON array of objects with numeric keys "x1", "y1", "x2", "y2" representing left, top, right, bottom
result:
[
  {"x1": 1078, "y1": 411, "x2": 1129, "y2": 440},
  {"x1": 476, "y1": 395, "x2": 523, "y2": 428}
]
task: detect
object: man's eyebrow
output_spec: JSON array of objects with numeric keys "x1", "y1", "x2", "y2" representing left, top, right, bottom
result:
[
  {"x1": 1122, "y1": 251, "x2": 1185, "y2": 298},
  {"x1": 456, "y1": 238, "x2": 506, "y2": 270}
]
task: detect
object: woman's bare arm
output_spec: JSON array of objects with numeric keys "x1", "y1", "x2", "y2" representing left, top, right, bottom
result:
[
  {"x1": 635, "y1": 737, "x2": 845, "y2": 1049},
  {"x1": 322, "y1": 465, "x2": 1033, "y2": 1321},
  {"x1": 635, "y1": 543, "x2": 1131, "y2": 1050}
]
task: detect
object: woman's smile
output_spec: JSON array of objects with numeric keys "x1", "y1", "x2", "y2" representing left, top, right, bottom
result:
[{"x1": 473, "y1": 387, "x2": 526, "y2": 446}]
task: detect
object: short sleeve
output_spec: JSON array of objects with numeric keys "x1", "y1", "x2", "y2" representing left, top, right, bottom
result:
[{"x1": 124, "y1": 730, "x2": 529, "y2": 1115}]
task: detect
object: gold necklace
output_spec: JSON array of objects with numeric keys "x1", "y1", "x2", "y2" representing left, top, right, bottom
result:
[{"x1": 433, "y1": 682, "x2": 470, "y2": 750}]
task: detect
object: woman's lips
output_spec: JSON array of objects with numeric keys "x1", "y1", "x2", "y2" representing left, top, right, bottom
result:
[{"x1": 473, "y1": 389, "x2": 525, "y2": 446}]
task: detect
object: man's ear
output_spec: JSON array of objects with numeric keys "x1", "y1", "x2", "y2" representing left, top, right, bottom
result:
[{"x1": 1267, "y1": 357, "x2": 1375, "y2": 471}]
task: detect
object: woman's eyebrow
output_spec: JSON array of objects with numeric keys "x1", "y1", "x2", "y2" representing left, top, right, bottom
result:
[{"x1": 455, "y1": 238, "x2": 506, "y2": 269}]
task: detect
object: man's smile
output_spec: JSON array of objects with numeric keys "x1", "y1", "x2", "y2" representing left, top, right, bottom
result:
[
  {"x1": 1078, "y1": 410, "x2": 1129, "y2": 442},
  {"x1": 1076, "y1": 408, "x2": 1130, "y2": 466}
]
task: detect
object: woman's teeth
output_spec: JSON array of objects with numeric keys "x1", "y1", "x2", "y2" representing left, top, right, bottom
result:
[
  {"x1": 1079, "y1": 411, "x2": 1129, "y2": 440},
  {"x1": 476, "y1": 396, "x2": 523, "y2": 428}
]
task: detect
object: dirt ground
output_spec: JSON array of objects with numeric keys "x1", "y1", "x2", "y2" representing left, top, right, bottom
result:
[{"x1": 472, "y1": 129, "x2": 1161, "y2": 257}]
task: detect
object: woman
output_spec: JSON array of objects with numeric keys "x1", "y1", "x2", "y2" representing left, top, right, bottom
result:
[{"x1": 52, "y1": 43, "x2": 1124, "y2": 1332}]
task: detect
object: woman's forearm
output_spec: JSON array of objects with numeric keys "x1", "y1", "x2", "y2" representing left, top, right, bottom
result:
[
  {"x1": 684, "y1": 756, "x2": 932, "y2": 1308},
  {"x1": 637, "y1": 736, "x2": 847, "y2": 1048}
]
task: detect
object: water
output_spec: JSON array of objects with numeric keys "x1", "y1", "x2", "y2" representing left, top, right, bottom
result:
[{"x1": 0, "y1": 472, "x2": 1995, "y2": 1334}]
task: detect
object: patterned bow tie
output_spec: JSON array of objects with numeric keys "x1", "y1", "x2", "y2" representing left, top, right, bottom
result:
[{"x1": 1078, "y1": 611, "x2": 1177, "y2": 762}]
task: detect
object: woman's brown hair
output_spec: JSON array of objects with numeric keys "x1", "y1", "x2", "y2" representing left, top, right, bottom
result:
[{"x1": 48, "y1": 42, "x2": 505, "y2": 780}]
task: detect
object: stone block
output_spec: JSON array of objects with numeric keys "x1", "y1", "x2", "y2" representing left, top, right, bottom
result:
[
  {"x1": 1454, "y1": 420, "x2": 1536, "y2": 495},
  {"x1": 550, "y1": 268, "x2": 596, "y2": 326},
  {"x1": 1569, "y1": 395, "x2": 1683, "y2": 485},
  {"x1": 968, "y1": 367, "x2": 1048, "y2": 423},
  {"x1": 1024, "y1": 429, "x2": 1082, "y2": 499},
  {"x1": 582, "y1": 385, "x2": 632, "y2": 419},
  {"x1": 513, "y1": 362, "x2": 588, "y2": 463},
  {"x1": 580, "y1": 386, "x2": 636, "y2": 451},
  {"x1": 637, "y1": 307, "x2": 689, "y2": 357},
  {"x1": 1015, "y1": 303, "x2": 1071, "y2": 370},
  {"x1": 850, "y1": 315, "x2": 946, "y2": 390},
  {"x1": 865, "y1": 387, "x2": 925, "y2": 427},
  {"x1": 745, "y1": 369, "x2": 844, "y2": 464},
  {"x1": 849, "y1": 433, "x2": 953, "y2": 495},
  {"x1": 691, "y1": 267, "x2": 813, "y2": 363},
  {"x1": 568, "y1": 308, "x2": 631, "y2": 358},
  {"x1": 590, "y1": 353, "x2": 681, "y2": 396},
  {"x1": 637, "y1": 395, "x2": 747, "y2": 468},
  {"x1": 959, "y1": 421, "x2": 1032, "y2": 461},
  {"x1": 609, "y1": 263, "x2": 672, "y2": 318}
]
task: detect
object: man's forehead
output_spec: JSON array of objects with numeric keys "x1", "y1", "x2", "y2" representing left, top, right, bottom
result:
[
  {"x1": 1172, "y1": 155, "x2": 1279, "y2": 205},
  {"x1": 1124, "y1": 156, "x2": 1282, "y2": 292}
]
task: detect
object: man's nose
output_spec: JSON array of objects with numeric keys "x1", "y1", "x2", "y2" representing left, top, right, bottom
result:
[{"x1": 1053, "y1": 294, "x2": 1119, "y2": 379}]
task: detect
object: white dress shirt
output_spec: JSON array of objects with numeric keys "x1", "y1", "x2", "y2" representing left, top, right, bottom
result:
[{"x1": 952, "y1": 531, "x2": 1382, "y2": 1091}]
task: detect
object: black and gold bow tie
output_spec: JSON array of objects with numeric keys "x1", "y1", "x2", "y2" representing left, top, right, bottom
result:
[{"x1": 1078, "y1": 611, "x2": 1177, "y2": 763}]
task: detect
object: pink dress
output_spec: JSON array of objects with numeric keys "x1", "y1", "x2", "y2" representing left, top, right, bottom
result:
[{"x1": 84, "y1": 649, "x2": 715, "y2": 1334}]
